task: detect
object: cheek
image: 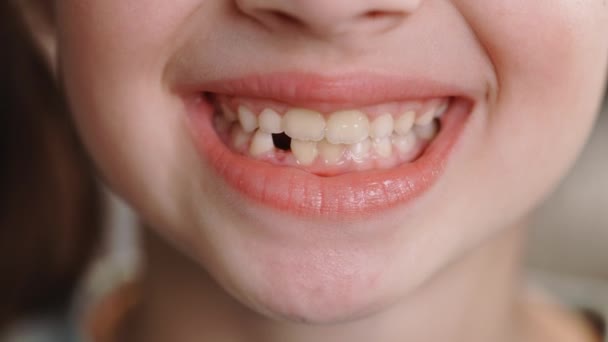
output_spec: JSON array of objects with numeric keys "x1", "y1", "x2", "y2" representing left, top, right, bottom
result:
[
  {"x1": 54, "y1": 1, "x2": 210, "y2": 224},
  {"x1": 457, "y1": 1, "x2": 608, "y2": 218},
  {"x1": 457, "y1": 1, "x2": 606, "y2": 93},
  {"x1": 458, "y1": 1, "x2": 607, "y2": 147},
  {"x1": 55, "y1": 1, "x2": 199, "y2": 90},
  {"x1": 489, "y1": 4, "x2": 606, "y2": 171}
]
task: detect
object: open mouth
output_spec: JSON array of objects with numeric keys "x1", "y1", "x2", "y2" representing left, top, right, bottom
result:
[
  {"x1": 211, "y1": 95, "x2": 450, "y2": 177},
  {"x1": 185, "y1": 74, "x2": 473, "y2": 218}
]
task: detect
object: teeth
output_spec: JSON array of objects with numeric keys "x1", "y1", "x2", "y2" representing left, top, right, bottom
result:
[
  {"x1": 326, "y1": 110, "x2": 370, "y2": 145},
  {"x1": 415, "y1": 108, "x2": 435, "y2": 126},
  {"x1": 259, "y1": 108, "x2": 283, "y2": 134},
  {"x1": 231, "y1": 125, "x2": 252, "y2": 151},
  {"x1": 224, "y1": 98, "x2": 448, "y2": 165},
  {"x1": 373, "y1": 138, "x2": 392, "y2": 158},
  {"x1": 434, "y1": 100, "x2": 449, "y2": 119},
  {"x1": 370, "y1": 113, "x2": 394, "y2": 139},
  {"x1": 221, "y1": 104, "x2": 237, "y2": 122},
  {"x1": 318, "y1": 140, "x2": 345, "y2": 165},
  {"x1": 395, "y1": 111, "x2": 416, "y2": 136},
  {"x1": 283, "y1": 108, "x2": 326, "y2": 142},
  {"x1": 417, "y1": 99, "x2": 449, "y2": 126},
  {"x1": 393, "y1": 132, "x2": 417, "y2": 154},
  {"x1": 414, "y1": 120, "x2": 439, "y2": 140},
  {"x1": 249, "y1": 130, "x2": 275, "y2": 157},
  {"x1": 238, "y1": 106, "x2": 258, "y2": 133},
  {"x1": 291, "y1": 140, "x2": 318, "y2": 165},
  {"x1": 349, "y1": 138, "x2": 371, "y2": 162}
]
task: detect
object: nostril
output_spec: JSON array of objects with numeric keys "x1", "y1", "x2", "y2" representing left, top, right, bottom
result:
[
  {"x1": 237, "y1": 1, "x2": 411, "y2": 37},
  {"x1": 362, "y1": 9, "x2": 406, "y2": 20},
  {"x1": 364, "y1": 10, "x2": 391, "y2": 19},
  {"x1": 357, "y1": 10, "x2": 406, "y2": 33}
]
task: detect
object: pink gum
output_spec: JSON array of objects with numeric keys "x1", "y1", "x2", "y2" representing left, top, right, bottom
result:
[{"x1": 215, "y1": 95, "x2": 449, "y2": 120}]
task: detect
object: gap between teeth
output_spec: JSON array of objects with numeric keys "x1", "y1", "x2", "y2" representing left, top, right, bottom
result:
[{"x1": 217, "y1": 98, "x2": 448, "y2": 167}]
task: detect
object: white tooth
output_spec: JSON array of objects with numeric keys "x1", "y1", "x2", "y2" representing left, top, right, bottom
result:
[
  {"x1": 370, "y1": 113, "x2": 394, "y2": 139},
  {"x1": 373, "y1": 138, "x2": 392, "y2": 158},
  {"x1": 283, "y1": 108, "x2": 326, "y2": 142},
  {"x1": 326, "y1": 110, "x2": 370, "y2": 144},
  {"x1": 221, "y1": 104, "x2": 237, "y2": 122},
  {"x1": 231, "y1": 125, "x2": 252, "y2": 151},
  {"x1": 434, "y1": 100, "x2": 449, "y2": 119},
  {"x1": 259, "y1": 108, "x2": 283, "y2": 134},
  {"x1": 291, "y1": 140, "x2": 318, "y2": 166},
  {"x1": 348, "y1": 138, "x2": 371, "y2": 162},
  {"x1": 415, "y1": 119, "x2": 439, "y2": 140},
  {"x1": 318, "y1": 140, "x2": 345, "y2": 165},
  {"x1": 395, "y1": 111, "x2": 416, "y2": 136},
  {"x1": 392, "y1": 132, "x2": 417, "y2": 154},
  {"x1": 416, "y1": 107, "x2": 435, "y2": 126},
  {"x1": 238, "y1": 105, "x2": 258, "y2": 133},
  {"x1": 249, "y1": 130, "x2": 275, "y2": 157}
]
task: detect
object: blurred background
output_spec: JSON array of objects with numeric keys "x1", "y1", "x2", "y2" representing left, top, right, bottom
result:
[{"x1": 528, "y1": 98, "x2": 608, "y2": 277}]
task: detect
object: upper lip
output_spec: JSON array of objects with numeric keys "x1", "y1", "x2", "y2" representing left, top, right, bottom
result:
[{"x1": 178, "y1": 72, "x2": 470, "y2": 109}]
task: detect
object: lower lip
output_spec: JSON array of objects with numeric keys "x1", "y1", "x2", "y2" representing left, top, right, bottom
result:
[{"x1": 187, "y1": 97, "x2": 472, "y2": 219}]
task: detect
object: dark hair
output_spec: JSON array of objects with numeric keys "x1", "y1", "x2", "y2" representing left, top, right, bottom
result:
[{"x1": 0, "y1": 1, "x2": 103, "y2": 328}]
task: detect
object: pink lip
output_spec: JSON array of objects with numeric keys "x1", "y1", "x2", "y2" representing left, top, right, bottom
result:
[
  {"x1": 183, "y1": 73, "x2": 473, "y2": 219},
  {"x1": 179, "y1": 72, "x2": 470, "y2": 108}
]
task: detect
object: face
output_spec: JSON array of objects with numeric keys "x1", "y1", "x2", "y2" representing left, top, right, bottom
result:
[{"x1": 49, "y1": 0, "x2": 607, "y2": 323}]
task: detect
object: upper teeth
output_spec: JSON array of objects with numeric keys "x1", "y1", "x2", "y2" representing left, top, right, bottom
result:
[
  {"x1": 283, "y1": 108, "x2": 326, "y2": 142},
  {"x1": 258, "y1": 108, "x2": 283, "y2": 134},
  {"x1": 370, "y1": 114, "x2": 394, "y2": 139},
  {"x1": 394, "y1": 111, "x2": 416, "y2": 136},
  {"x1": 219, "y1": 97, "x2": 449, "y2": 166},
  {"x1": 237, "y1": 105, "x2": 258, "y2": 133},
  {"x1": 325, "y1": 110, "x2": 370, "y2": 144},
  {"x1": 230, "y1": 98, "x2": 449, "y2": 144}
]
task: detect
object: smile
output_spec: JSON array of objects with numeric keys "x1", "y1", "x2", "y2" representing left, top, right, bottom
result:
[
  {"x1": 213, "y1": 95, "x2": 450, "y2": 176},
  {"x1": 185, "y1": 73, "x2": 473, "y2": 218}
]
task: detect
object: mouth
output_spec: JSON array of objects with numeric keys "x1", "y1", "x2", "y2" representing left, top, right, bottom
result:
[
  {"x1": 213, "y1": 94, "x2": 449, "y2": 176},
  {"x1": 185, "y1": 73, "x2": 473, "y2": 218}
]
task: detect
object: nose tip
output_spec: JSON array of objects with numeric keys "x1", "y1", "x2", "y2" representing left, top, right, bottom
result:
[{"x1": 236, "y1": 0, "x2": 421, "y2": 38}]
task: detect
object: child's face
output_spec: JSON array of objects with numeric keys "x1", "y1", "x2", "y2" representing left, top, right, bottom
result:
[{"x1": 52, "y1": 1, "x2": 606, "y2": 322}]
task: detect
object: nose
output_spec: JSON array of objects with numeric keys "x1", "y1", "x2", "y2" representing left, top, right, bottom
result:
[{"x1": 235, "y1": 0, "x2": 421, "y2": 39}]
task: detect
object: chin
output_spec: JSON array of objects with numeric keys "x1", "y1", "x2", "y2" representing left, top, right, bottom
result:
[{"x1": 227, "y1": 258, "x2": 394, "y2": 325}]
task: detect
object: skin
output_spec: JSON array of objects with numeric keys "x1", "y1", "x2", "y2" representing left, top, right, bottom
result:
[{"x1": 21, "y1": 0, "x2": 608, "y2": 341}]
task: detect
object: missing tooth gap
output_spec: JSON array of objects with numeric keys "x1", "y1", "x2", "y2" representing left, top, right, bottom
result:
[{"x1": 272, "y1": 133, "x2": 292, "y2": 151}]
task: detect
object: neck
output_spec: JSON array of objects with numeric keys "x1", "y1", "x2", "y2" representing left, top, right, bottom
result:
[{"x1": 124, "y1": 225, "x2": 528, "y2": 342}]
